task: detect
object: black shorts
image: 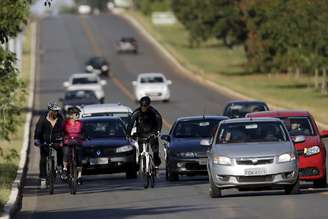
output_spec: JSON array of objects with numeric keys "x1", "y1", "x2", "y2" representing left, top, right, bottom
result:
[{"x1": 63, "y1": 145, "x2": 83, "y2": 167}]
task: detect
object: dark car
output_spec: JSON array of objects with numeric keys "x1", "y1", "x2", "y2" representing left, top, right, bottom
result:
[
  {"x1": 117, "y1": 37, "x2": 138, "y2": 54},
  {"x1": 81, "y1": 117, "x2": 137, "y2": 179},
  {"x1": 223, "y1": 100, "x2": 269, "y2": 119},
  {"x1": 60, "y1": 90, "x2": 100, "y2": 114},
  {"x1": 85, "y1": 56, "x2": 110, "y2": 76},
  {"x1": 161, "y1": 116, "x2": 228, "y2": 181}
]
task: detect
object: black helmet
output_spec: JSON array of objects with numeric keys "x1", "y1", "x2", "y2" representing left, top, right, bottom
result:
[
  {"x1": 139, "y1": 96, "x2": 151, "y2": 107},
  {"x1": 48, "y1": 102, "x2": 61, "y2": 111},
  {"x1": 67, "y1": 106, "x2": 81, "y2": 115}
]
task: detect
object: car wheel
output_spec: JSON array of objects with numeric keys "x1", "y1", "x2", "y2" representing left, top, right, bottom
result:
[
  {"x1": 126, "y1": 163, "x2": 138, "y2": 179},
  {"x1": 163, "y1": 99, "x2": 170, "y2": 103},
  {"x1": 209, "y1": 173, "x2": 222, "y2": 198},
  {"x1": 100, "y1": 98, "x2": 105, "y2": 104},
  {"x1": 166, "y1": 164, "x2": 179, "y2": 181},
  {"x1": 284, "y1": 180, "x2": 300, "y2": 194},
  {"x1": 313, "y1": 172, "x2": 327, "y2": 188}
]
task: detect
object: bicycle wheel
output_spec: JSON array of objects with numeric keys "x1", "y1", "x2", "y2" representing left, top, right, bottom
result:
[
  {"x1": 141, "y1": 156, "x2": 149, "y2": 189},
  {"x1": 70, "y1": 162, "x2": 78, "y2": 195},
  {"x1": 48, "y1": 158, "x2": 55, "y2": 194}
]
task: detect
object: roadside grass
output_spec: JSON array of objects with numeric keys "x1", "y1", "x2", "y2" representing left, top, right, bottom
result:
[
  {"x1": 128, "y1": 11, "x2": 328, "y2": 125},
  {"x1": 0, "y1": 24, "x2": 32, "y2": 211}
]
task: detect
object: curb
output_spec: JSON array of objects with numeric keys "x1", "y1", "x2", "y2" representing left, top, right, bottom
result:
[
  {"x1": 0, "y1": 22, "x2": 37, "y2": 219},
  {"x1": 120, "y1": 11, "x2": 328, "y2": 130}
]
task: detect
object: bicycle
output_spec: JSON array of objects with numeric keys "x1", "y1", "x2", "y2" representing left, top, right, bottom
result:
[
  {"x1": 137, "y1": 134, "x2": 158, "y2": 189},
  {"x1": 66, "y1": 138, "x2": 79, "y2": 195}
]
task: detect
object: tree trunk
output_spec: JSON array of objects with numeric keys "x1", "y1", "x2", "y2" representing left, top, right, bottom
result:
[
  {"x1": 314, "y1": 68, "x2": 319, "y2": 89},
  {"x1": 295, "y1": 68, "x2": 300, "y2": 79},
  {"x1": 321, "y1": 68, "x2": 327, "y2": 95}
]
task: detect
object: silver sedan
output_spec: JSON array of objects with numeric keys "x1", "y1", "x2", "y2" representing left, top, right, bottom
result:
[{"x1": 205, "y1": 117, "x2": 301, "y2": 198}]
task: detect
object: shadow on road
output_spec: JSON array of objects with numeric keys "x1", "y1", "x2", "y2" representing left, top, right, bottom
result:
[{"x1": 17, "y1": 205, "x2": 212, "y2": 219}]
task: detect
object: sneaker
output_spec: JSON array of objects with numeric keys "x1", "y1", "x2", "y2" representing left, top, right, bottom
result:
[
  {"x1": 77, "y1": 177, "x2": 83, "y2": 185},
  {"x1": 40, "y1": 178, "x2": 47, "y2": 189}
]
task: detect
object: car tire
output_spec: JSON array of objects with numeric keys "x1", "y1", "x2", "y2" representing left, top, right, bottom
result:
[
  {"x1": 163, "y1": 99, "x2": 170, "y2": 103},
  {"x1": 284, "y1": 180, "x2": 300, "y2": 195},
  {"x1": 166, "y1": 164, "x2": 179, "y2": 181},
  {"x1": 313, "y1": 172, "x2": 327, "y2": 188},
  {"x1": 100, "y1": 98, "x2": 105, "y2": 104},
  {"x1": 209, "y1": 174, "x2": 222, "y2": 198},
  {"x1": 126, "y1": 163, "x2": 138, "y2": 179}
]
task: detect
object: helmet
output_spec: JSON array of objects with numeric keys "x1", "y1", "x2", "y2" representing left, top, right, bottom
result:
[
  {"x1": 48, "y1": 102, "x2": 61, "y2": 111},
  {"x1": 139, "y1": 96, "x2": 151, "y2": 107},
  {"x1": 67, "y1": 106, "x2": 81, "y2": 115}
]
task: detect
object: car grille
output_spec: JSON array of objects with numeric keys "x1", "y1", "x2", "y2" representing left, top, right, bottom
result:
[
  {"x1": 297, "y1": 150, "x2": 304, "y2": 156},
  {"x1": 185, "y1": 163, "x2": 207, "y2": 171},
  {"x1": 236, "y1": 157, "x2": 274, "y2": 165},
  {"x1": 238, "y1": 175, "x2": 273, "y2": 183},
  {"x1": 195, "y1": 152, "x2": 207, "y2": 158},
  {"x1": 146, "y1": 92, "x2": 162, "y2": 97},
  {"x1": 83, "y1": 147, "x2": 117, "y2": 157}
]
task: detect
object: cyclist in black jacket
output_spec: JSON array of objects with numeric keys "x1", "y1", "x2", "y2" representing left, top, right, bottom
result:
[
  {"x1": 34, "y1": 102, "x2": 64, "y2": 189},
  {"x1": 127, "y1": 96, "x2": 162, "y2": 167}
]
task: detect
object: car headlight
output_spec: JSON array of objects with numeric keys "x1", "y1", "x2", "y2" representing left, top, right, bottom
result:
[
  {"x1": 101, "y1": 65, "x2": 108, "y2": 71},
  {"x1": 278, "y1": 153, "x2": 296, "y2": 163},
  {"x1": 176, "y1": 152, "x2": 195, "y2": 158},
  {"x1": 304, "y1": 146, "x2": 320, "y2": 156},
  {"x1": 116, "y1": 145, "x2": 134, "y2": 153},
  {"x1": 86, "y1": 65, "x2": 93, "y2": 71},
  {"x1": 213, "y1": 156, "x2": 232, "y2": 165}
]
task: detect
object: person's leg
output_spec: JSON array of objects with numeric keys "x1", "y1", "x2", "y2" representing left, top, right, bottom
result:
[
  {"x1": 56, "y1": 146, "x2": 63, "y2": 169},
  {"x1": 151, "y1": 137, "x2": 161, "y2": 166},
  {"x1": 39, "y1": 146, "x2": 48, "y2": 188},
  {"x1": 62, "y1": 146, "x2": 70, "y2": 180},
  {"x1": 76, "y1": 147, "x2": 83, "y2": 184}
]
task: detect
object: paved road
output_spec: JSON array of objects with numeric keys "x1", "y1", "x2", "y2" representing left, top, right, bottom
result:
[{"x1": 15, "y1": 14, "x2": 328, "y2": 219}]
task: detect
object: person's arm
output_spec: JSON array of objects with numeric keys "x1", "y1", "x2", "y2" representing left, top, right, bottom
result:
[
  {"x1": 127, "y1": 110, "x2": 139, "y2": 137},
  {"x1": 34, "y1": 116, "x2": 44, "y2": 146},
  {"x1": 151, "y1": 106, "x2": 162, "y2": 133}
]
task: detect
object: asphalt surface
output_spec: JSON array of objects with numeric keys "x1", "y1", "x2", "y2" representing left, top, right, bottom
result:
[{"x1": 15, "y1": 13, "x2": 328, "y2": 219}]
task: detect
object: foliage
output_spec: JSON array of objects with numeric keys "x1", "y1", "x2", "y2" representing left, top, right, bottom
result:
[
  {"x1": 136, "y1": 0, "x2": 171, "y2": 16},
  {"x1": 169, "y1": 0, "x2": 328, "y2": 73},
  {"x1": 0, "y1": 0, "x2": 29, "y2": 141}
]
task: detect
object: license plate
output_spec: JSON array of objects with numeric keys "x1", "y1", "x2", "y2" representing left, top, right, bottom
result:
[
  {"x1": 90, "y1": 157, "x2": 109, "y2": 165},
  {"x1": 199, "y1": 158, "x2": 207, "y2": 165},
  {"x1": 244, "y1": 168, "x2": 267, "y2": 176}
]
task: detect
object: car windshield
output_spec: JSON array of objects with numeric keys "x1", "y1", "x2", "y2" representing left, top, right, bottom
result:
[
  {"x1": 216, "y1": 121, "x2": 288, "y2": 144},
  {"x1": 88, "y1": 57, "x2": 106, "y2": 67},
  {"x1": 72, "y1": 77, "x2": 98, "y2": 85},
  {"x1": 84, "y1": 119, "x2": 126, "y2": 139},
  {"x1": 65, "y1": 90, "x2": 97, "y2": 100},
  {"x1": 224, "y1": 103, "x2": 268, "y2": 118},
  {"x1": 140, "y1": 76, "x2": 164, "y2": 83},
  {"x1": 173, "y1": 120, "x2": 221, "y2": 138},
  {"x1": 82, "y1": 112, "x2": 131, "y2": 126},
  {"x1": 280, "y1": 117, "x2": 314, "y2": 136}
]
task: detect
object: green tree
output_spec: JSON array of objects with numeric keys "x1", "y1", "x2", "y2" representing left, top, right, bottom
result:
[{"x1": 0, "y1": 0, "x2": 29, "y2": 141}]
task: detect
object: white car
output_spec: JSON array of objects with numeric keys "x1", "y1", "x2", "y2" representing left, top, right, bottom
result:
[
  {"x1": 78, "y1": 5, "x2": 91, "y2": 15},
  {"x1": 63, "y1": 73, "x2": 107, "y2": 103},
  {"x1": 132, "y1": 73, "x2": 172, "y2": 102}
]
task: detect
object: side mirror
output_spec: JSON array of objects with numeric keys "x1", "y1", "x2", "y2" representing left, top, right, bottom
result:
[
  {"x1": 132, "y1": 81, "x2": 137, "y2": 86},
  {"x1": 160, "y1": 134, "x2": 171, "y2": 142},
  {"x1": 320, "y1": 130, "x2": 328, "y2": 138},
  {"x1": 293, "y1": 135, "x2": 305, "y2": 143},
  {"x1": 100, "y1": 80, "x2": 107, "y2": 86},
  {"x1": 63, "y1": 81, "x2": 70, "y2": 88},
  {"x1": 167, "y1": 80, "x2": 172, "y2": 85},
  {"x1": 200, "y1": 138, "x2": 211, "y2": 147}
]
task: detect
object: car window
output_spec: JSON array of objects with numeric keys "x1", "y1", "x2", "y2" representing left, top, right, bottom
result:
[
  {"x1": 216, "y1": 121, "x2": 287, "y2": 144},
  {"x1": 173, "y1": 120, "x2": 221, "y2": 138},
  {"x1": 72, "y1": 77, "x2": 98, "y2": 85},
  {"x1": 84, "y1": 120, "x2": 126, "y2": 139},
  {"x1": 224, "y1": 103, "x2": 268, "y2": 118},
  {"x1": 280, "y1": 117, "x2": 314, "y2": 136},
  {"x1": 82, "y1": 112, "x2": 131, "y2": 127},
  {"x1": 65, "y1": 90, "x2": 97, "y2": 100},
  {"x1": 140, "y1": 76, "x2": 164, "y2": 83}
]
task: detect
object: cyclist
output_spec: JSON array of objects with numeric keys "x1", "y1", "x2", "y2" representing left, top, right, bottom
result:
[
  {"x1": 34, "y1": 102, "x2": 64, "y2": 189},
  {"x1": 127, "y1": 96, "x2": 162, "y2": 168},
  {"x1": 62, "y1": 106, "x2": 84, "y2": 185}
]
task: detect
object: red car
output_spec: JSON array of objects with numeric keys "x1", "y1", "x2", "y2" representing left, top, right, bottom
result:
[{"x1": 246, "y1": 110, "x2": 328, "y2": 187}]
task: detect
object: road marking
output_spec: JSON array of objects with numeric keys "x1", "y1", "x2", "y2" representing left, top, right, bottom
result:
[{"x1": 78, "y1": 15, "x2": 171, "y2": 129}]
